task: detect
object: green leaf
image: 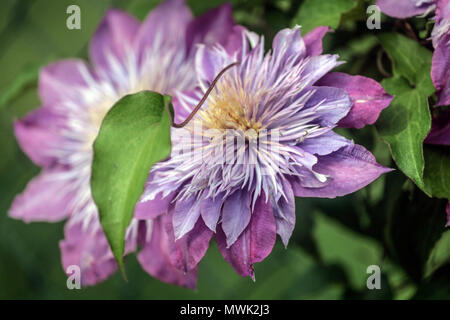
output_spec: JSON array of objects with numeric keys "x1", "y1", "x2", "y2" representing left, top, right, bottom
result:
[
  {"x1": 313, "y1": 212, "x2": 383, "y2": 290},
  {"x1": 376, "y1": 76, "x2": 432, "y2": 193},
  {"x1": 423, "y1": 145, "x2": 450, "y2": 199},
  {"x1": 425, "y1": 230, "x2": 450, "y2": 278},
  {"x1": 292, "y1": 0, "x2": 357, "y2": 34},
  {"x1": 375, "y1": 33, "x2": 435, "y2": 194},
  {"x1": 91, "y1": 91, "x2": 172, "y2": 276},
  {"x1": 378, "y1": 33, "x2": 433, "y2": 87}
]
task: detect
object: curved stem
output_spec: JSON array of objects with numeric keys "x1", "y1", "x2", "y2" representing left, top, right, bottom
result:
[{"x1": 169, "y1": 61, "x2": 240, "y2": 128}]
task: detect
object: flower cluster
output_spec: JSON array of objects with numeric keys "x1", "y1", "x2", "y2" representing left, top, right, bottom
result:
[{"x1": 10, "y1": 0, "x2": 393, "y2": 287}]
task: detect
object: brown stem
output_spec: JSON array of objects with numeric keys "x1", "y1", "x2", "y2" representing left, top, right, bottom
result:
[{"x1": 169, "y1": 61, "x2": 240, "y2": 128}]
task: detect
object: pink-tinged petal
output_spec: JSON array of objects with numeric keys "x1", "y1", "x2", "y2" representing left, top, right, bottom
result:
[
  {"x1": 216, "y1": 195, "x2": 277, "y2": 278},
  {"x1": 200, "y1": 196, "x2": 223, "y2": 232},
  {"x1": 165, "y1": 212, "x2": 213, "y2": 273},
  {"x1": 446, "y1": 202, "x2": 450, "y2": 227},
  {"x1": 292, "y1": 145, "x2": 392, "y2": 198},
  {"x1": 273, "y1": 180, "x2": 296, "y2": 247},
  {"x1": 89, "y1": 9, "x2": 139, "y2": 72},
  {"x1": 303, "y1": 26, "x2": 330, "y2": 56},
  {"x1": 38, "y1": 59, "x2": 92, "y2": 106},
  {"x1": 173, "y1": 195, "x2": 202, "y2": 239},
  {"x1": 377, "y1": 0, "x2": 434, "y2": 18},
  {"x1": 60, "y1": 219, "x2": 118, "y2": 286},
  {"x1": 425, "y1": 110, "x2": 450, "y2": 146},
  {"x1": 224, "y1": 25, "x2": 247, "y2": 55},
  {"x1": 9, "y1": 169, "x2": 73, "y2": 223},
  {"x1": 186, "y1": 3, "x2": 234, "y2": 52},
  {"x1": 221, "y1": 191, "x2": 252, "y2": 247},
  {"x1": 136, "y1": 0, "x2": 193, "y2": 53},
  {"x1": 14, "y1": 107, "x2": 67, "y2": 167},
  {"x1": 135, "y1": 191, "x2": 176, "y2": 220},
  {"x1": 318, "y1": 72, "x2": 393, "y2": 129},
  {"x1": 138, "y1": 215, "x2": 197, "y2": 289},
  {"x1": 431, "y1": 34, "x2": 450, "y2": 107}
]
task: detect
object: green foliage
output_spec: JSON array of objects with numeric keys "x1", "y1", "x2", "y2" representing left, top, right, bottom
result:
[
  {"x1": 377, "y1": 33, "x2": 434, "y2": 193},
  {"x1": 292, "y1": 0, "x2": 358, "y2": 33},
  {"x1": 91, "y1": 91, "x2": 172, "y2": 275}
]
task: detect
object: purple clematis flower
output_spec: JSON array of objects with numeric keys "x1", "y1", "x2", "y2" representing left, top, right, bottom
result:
[
  {"x1": 136, "y1": 26, "x2": 393, "y2": 279},
  {"x1": 377, "y1": 0, "x2": 436, "y2": 19},
  {"x1": 10, "y1": 0, "x2": 235, "y2": 288},
  {"x1": 378, "y1": 0, "x2": 450, "y2": 106}
]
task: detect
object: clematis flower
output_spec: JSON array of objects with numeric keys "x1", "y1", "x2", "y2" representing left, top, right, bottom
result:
[
  {"x1": 136, "y1": 26, "x2": 393, "y2": 279},
  {"x1": 9, "y1": 0, "x2": 235, "y2": 288},
  {"x1": 378, "y1": 0, "x2": 450, "y2": 105}
]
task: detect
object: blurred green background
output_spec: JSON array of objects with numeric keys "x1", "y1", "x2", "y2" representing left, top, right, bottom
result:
[{"x1": 0, "y1": 0, "x2": 449, "y2": 299}]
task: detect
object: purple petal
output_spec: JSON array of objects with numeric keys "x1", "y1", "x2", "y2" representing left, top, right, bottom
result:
[
  {"x1": 318, "y1": 72, "x2": 393, "y2": 129},
  {"x1": 292, "y1": 144, "x2": 392, "y2": 198},
  {"x1": 173, "y1": 195, "x2": 202, "y2": 239},
  {"x1": 272, "y1": 26, "x2": 306, "y2": 64},
  {"x1": 300, "y1": 130, "x2": 351, "y2": 156},
  {"x1": 60, "y1": 218, "x2": 118, "y2": 286},
  {"x1": 165, "y1": 212, "x2": 213, "y2": 273},
  {"x1": 303, "y1": 26, "x2": 330, "y2": 56},
  {"x1": 195, "y1": 44, "x2": 228, "y2": 84},
  {"x1": 303, "y1": 86, "x2": 352, "y2": 126},
  {"x1": 136, "y1": 0, "x2": 193, "y2": 54},
  {"x1": 302, "y1": 54, "x2": 343, "y2": 88},
  {"x1": 446, "y1": 202, "x2": 450, "y2": 227},
  {"x1": 135, "y1": 191, "x2": 176, "y2": 220},
  {"x1": 89, "y1": 9, "x2": 139, "y2": 72},
  {"x1": 431, "y1": 34, "x2": 450, "y2": 107},
  {"x1": 216, "y1": 194, "x2": 277, "y2": 278},
  {"x1": 14, "y1": 107, "x2": 67, "y2": 167},
  {"x1": 377, "y1": 0, "x2": 435, "y2": 18},
  {"x1": 186, "y1": 3, "x2": 234, "y2": 52},
  {"x1": 138, "y1": 215, "x2": 197, "y2": 289},
  {"x1": 38, "y1": 59, "x2": 92, "y2": 106},
  {"x1": 272, "y1": 180, "x2": 296, "y2": 247},
  {"x1": 425, "y1": 110, "x2": 450, "y2": 146},
  {"x1": 9, "y1": 169, "x2": 74, "y2": 223},
  {"x1": 221, "y1": 191, "x2": 252, "y2": 247},
  {"x1": 200, "y1": 196, "x2": 224, "y2": 232}
]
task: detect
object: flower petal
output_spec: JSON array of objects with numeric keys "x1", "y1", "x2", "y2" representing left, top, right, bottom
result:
[
  {"x1": 272, "y1": 180, "x2": 296, "y2": 247},
  {"x1": 135, "y1": 191, "x2": 176, "y2": 220},
  {"x1": 221, "y1": 191, "x2": 252, "y2": 247},
  {"x1": 272, "y1": 26, "x2": 306, "y2": 64},
  {"x1": 136, "y1": 0, "x2": 193, "y2": 53},
  {"x1": 138, "y1": 216, "x2": 197, "y2": 289},
  {"x1": 317, "y1": 72, "x2": 393, "y2": 129},
  {"x1": 303, "y1": 86, "x2": 352, "y2": 126},
  {"x1": 216, "y1": 194, "x2": 276, "y2": 278},
  {"x1": 292, "y1": 144, "x2": 392, "y2": 198},
  {"x1": 425, "y1": 110, "x2": 450, "y2": 146},
  {"x1": 173, "y1": 195, "x2": 202, "y2": 239},
  {"x1": 165, "y1": 212, "x2": 213, "y2": 273},
  {"x1": 186, "y1": 3, "x2": 234, "y2": 51},
  {"x1": 377, "y1": 0, "x2": 435, "y2": 18},
  {"x1": 300, "y1": 130, "x2": 351, "y2": 156},
  {"x1": 89, "y1": 9, "x2": 140, "y2": 72},
  {"x1": 60, "y1": 218, "x2": 118, "y2": 286},
  {"x1": 14, "y1": 107, "x2": 67, "y2": 167},
  {"x1": 9, "y1": 169, "x2": 74, "y2": 222},
  {"x1": 431, "y1": 34, "x2": 450, "y2": 107},
  {"x1": 446, "y1": 202, "x2": 450, "y2": 227},
  {"x1": 200, "y1": 195, "x2": 224, "y2": 232},
  {"x1": 303, "y1": 26, "x2": 330, "y2": 56},
  {"x1": 38, "y1": 59, "x2": 92, "y2": 106}
]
